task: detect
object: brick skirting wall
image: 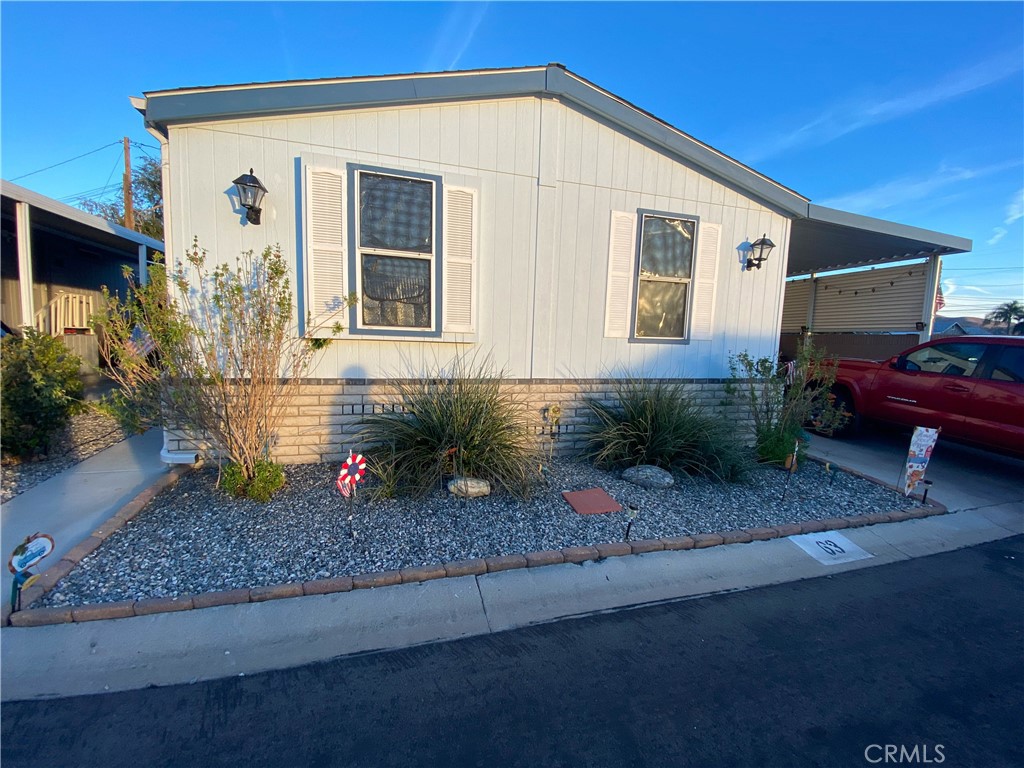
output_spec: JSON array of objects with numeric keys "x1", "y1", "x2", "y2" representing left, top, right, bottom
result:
[{"x1": 164, "y1": 378, "x2": 750, "y2": 465}]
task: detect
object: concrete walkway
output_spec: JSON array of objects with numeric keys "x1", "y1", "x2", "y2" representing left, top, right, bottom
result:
[
  {"x1": 1, "y1": 430, "x2": 168, "y2": 609},
  {"x1": 3, "y1": 501, "x2": 1021, "y2": 701}
]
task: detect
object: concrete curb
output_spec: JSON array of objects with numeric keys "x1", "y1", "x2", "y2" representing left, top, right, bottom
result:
[{"x1": 4, "y1": 463, "x2": 948, "y2": 629}]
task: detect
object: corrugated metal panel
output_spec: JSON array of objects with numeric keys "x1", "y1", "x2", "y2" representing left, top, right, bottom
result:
[
  {"x1": 781, "y1": 279, "x2": 811, "y2": 332},
  {"x1": 811, "y1": 264, "x2": 927, "y2": 332}
]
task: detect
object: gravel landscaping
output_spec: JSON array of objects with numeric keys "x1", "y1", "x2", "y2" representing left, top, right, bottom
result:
[
  {"x1": 39, "y1": 456, "x2": 917, "y2": 608},
  {"x1": 1, "y1": 411, "x2": 131, "y2": 503}
]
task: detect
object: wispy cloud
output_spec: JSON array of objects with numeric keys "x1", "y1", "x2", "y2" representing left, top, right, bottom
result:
[
  {"x1": 425, "y1": 3, "x2": 490, "y2": 72},
  {"x1": 817, "y1": 160, "x2": 1022, "y2": 215},
  {"x1": 986, "y1": 187, "x2": 1024, "y2": 245},
  {"x1": 745, "y1": 49, "x2": 1023, "y2": 163}
]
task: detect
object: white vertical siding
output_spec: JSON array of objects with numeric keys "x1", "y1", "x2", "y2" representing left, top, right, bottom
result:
[{"x1": 167, "y1": 96, "x2": 788, "y2": 381}]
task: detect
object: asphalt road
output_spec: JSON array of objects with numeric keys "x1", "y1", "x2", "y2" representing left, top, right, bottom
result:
[{"x1": 3, "y1": 537, "x2": 1022, "y2": 768}]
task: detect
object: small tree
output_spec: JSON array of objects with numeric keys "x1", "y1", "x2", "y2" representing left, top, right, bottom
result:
[
  {"x1": 726, "y1": 341, "x2": 846, "y2": 465},
  {"x1": 94, "y1": 238, "x2": 342, "y2": 499},
  {"x1": 81, "y1": 156, "x2": 164, "y2": 241}
]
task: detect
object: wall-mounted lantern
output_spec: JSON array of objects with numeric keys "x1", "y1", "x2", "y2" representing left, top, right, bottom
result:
[
  {"x1": 233, "y1": 168, "x2": 268, "y2": 225},
  {"x1": 745, "y1": 233, "x2": 775, "y2": 270}
]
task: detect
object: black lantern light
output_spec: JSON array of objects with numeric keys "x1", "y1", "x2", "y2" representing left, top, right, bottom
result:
[
  {"x1": 232, "y1": 168, "x2": 268, "y2": 225},
  {"x1": 745, "y1": 233, "x2": 775, "y2": 270}
]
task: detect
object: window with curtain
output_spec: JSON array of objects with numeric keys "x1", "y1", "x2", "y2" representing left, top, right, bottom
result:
[
  {"x1": 634, "y1": 214, "x2": 695, "y2": 339},
  {"x1": 357, "y1": 172, "x2": 435, "y2": 329}
]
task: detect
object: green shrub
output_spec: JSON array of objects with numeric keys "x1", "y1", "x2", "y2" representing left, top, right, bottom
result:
[
  {"x1": 582, "y1": 378, "x2": 748, "y2": 482},
  {"x1": 726, "y1": 341, "x2": 845, "y2": 465},
  {"x1": 219, "y1": 459, "x2": 285, "y2": 502},
  {"x1": 360, "y1": 358, "x2": 535, "y2": 498},
  {"x1": 1, "y1": 329, "x2": 84, "y2": 459}
]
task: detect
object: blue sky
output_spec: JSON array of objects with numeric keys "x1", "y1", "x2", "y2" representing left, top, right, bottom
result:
[{"x1": 2, "y1": 1, "x2": 1021, "y2": 317}]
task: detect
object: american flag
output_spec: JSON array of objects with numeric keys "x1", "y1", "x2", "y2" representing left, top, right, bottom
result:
[
  {"x1": 125, "y1": 324, "x2": 156, "y2": 357},
  {"x1": 934, "y1": 285, "x2": 946, "y2": 312}
]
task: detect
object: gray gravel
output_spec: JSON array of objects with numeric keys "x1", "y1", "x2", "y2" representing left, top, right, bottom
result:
[
  {"x1": 39, "y1": 457, "x2": 917, "y2": 607},
  {"x1": 1, "y1": 411, "x2": 131, "y2": 503}
]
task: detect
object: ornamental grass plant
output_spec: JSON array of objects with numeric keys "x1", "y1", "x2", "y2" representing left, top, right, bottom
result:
[
  {"x1": 582, "y1": 378, "x2": 748, "y2": 482},
  {"x1": 360, "y1": 357, "x2": 536, "y2": 499}
]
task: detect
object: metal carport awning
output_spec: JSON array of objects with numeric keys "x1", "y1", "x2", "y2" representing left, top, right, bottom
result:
[{"x1": 787, "y1": 204, "x2": 972, "y2": 277}]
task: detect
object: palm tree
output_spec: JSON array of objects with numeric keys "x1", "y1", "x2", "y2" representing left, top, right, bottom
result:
[{"x1": 984, "y1": 300, "x2": 1024, "y2": 335}]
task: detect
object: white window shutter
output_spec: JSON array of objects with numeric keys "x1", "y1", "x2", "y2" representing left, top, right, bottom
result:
[
  {"x1": 604, "y1": 211, "x2": 637, "y2": 338},
  {"x1": 690, "y1": 221, "x2": 721, "y2": 341},
  {"x1": 305, "y1": 166, "x2": 347, "y2": 337},
  {"x1": 443, "y1": 186, "x2": 477, "y2": 334}
]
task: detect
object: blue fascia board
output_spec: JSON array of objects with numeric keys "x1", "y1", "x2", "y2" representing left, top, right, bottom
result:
[{"x1": 144, "y1": 70, "x2": 548, "y2": 126}]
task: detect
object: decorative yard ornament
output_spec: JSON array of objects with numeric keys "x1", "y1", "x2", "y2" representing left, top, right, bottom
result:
[
  {"x1": 337, "y1": 451, "x2": 367, "y2": 492},
  {"x1": 232, "y1": 168, "x2": 268, "y2": 225},
  {"x1": 8, "y1": 532, "x2": 54, "y2": 612},
  {"x1": 903, "y1": 427, "x2": 940, "y2": 497},
  {"x1": 780, "y1": 438, "x2": 800, "y2": 502}
]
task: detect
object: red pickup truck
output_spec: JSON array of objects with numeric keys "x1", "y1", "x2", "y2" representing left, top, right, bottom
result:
[{"x1": 830, "y1": 336, "x2": 1024, "y2": 455}]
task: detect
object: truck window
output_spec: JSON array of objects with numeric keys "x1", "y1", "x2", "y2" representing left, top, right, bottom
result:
[
  {"x1": 904, "y1": 342, "x2": 987, "y2": 376},
  {"x1": 988, "y1": 346, "x2": 1024, "y2": 383}
]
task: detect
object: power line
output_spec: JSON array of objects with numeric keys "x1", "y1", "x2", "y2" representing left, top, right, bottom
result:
[{"x1": 9, "y1": 141, "x2": 122, "y2": 181}]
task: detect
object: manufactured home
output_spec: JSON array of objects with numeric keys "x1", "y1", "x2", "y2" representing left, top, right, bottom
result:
[{"x1": 132, "y1": 64, "x2": 971, "y2": 463}]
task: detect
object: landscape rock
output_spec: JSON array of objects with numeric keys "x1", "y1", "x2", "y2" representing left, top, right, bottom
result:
[
  {"x1": 622, "y1": 464, "x2": 674, "y2": 489},
  {"x1": 448, "y1": 477, "x2": 491, "y2": 498}
]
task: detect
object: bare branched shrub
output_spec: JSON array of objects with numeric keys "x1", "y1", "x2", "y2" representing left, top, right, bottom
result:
[{"x1": 94, "y1": 238, "x2": 342, "y2": 498}]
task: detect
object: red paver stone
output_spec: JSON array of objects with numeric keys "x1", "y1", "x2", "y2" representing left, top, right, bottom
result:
[
  {"x1": 661, "y1": 536, "x2": 696, "y2": 551},
  {"x1": 800, "y1": 520, "x2": 827, "y2": 534},
  {"x1": 443, "y1": 559, "x2": 487, "y2": 578},
  {"x1": 62, "y1": 536, "x2": 104, "y2": 564},
  {"x1": 862, "y1": 513, "x2": 892, "y2": 525},
  {"x1": 595, "y1": 542, "x2": 633, "y2": 558},
  {"x1": 720, "y1": 530, "x2": 753, "y2": 545},
  {"x1": 72, "y1": 601, "x2": 136, "y2": 622},
  {"x1": 691, "y1": 533, "x2": 724, "y2": 549},
  {"x1": 920, "y1": 506, "x2": 946, "y2": 517},
  {"x1": 10, "y1": 606, "x2": 74, "y2": 626},
  {"x1": 485, "y1": 555, "x2": 527, "y2": 573},
  {"x1": 193, "y1": 589, "x2": 253, "y2": 608},
  {"x1": 33, "y1": 559, "x2": 77, "y2": 592},
  {"x1": 744, "y1": 527, "x2": 778, "y2": 541},
  {"x1": 561, "y1": 488, "x2": 623, "y2": 515},
  {"x1": 773, "y1": 523, "x2": 802, "y2": 537},
  {"x1": 250, "y1": 584, "x2": 303, "y2": 602},
  {"x1": 525, "y1": 550, "x2": 565, "y2": 567},
  {"x1": 561, "y1": 546, "x2": 600, "y2": 563},
  {"x1": 134, "y1": 596, "x2": 194, "y2": 615},
  {"x1": 400, "y1": 565, "x2": 448, "y2": 583},
  {"x1": 352, "y1": 571, "x2": 402, "y2": 590},
  {"x1": 302, "y1": 577, "x2": 354, "y2": 596},
  {"x1": 887, "y1": 510, "x2": 914, "y2": 522},
  {"x1": 820, "y1": 518, "x2": 850, "y2": 530},
  {"x1": 843, "y1": 516, "x2": 870, "y2": 528},
  {"x1": 629, "y1": 539, "x2": 665, "y2": 554}
]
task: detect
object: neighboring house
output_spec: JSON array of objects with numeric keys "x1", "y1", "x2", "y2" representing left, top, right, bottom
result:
[
  {"x1": 132, "y1": 64, "x2": 971, "y2": 463},
  {"x1": 933, "y1": 316, "x2": 998, "y2": 337},
  {"x1": 1, "y1": 181, "x2": 163, "y2": 368}
]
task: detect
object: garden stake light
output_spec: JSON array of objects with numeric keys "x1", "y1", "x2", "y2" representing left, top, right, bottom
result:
[
  {"x1": 624, "y1": 503, "x2": 640, "y2": 541},
  {"x1": 781, "y1": 438, "x2": 800, "y2": 502}
]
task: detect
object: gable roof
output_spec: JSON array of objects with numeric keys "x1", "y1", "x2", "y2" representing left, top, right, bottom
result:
[
  {"x1": 135, "y1": 63, "x2": 972, "y2": 272},
  {"x1": 137, "y1": 63, "x2": 810, "y2": 216}
]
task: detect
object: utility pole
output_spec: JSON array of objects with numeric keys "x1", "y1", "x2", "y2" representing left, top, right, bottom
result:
[{"x1": 122, "y1": 136, "x2": 135, "y2": 231}]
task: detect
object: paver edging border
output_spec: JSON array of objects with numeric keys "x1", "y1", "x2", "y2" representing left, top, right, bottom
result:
[{"x1": 5, "y1": 462, "x2": 948, "y2": 628}]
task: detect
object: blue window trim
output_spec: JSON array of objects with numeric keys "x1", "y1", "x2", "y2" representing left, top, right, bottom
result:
[
  {"x1": 628, "y1": 207, "x2": 700, "y2": 346},
  {"x1": 346, "y1": 163, "x2": 444, "y2": 339}
]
